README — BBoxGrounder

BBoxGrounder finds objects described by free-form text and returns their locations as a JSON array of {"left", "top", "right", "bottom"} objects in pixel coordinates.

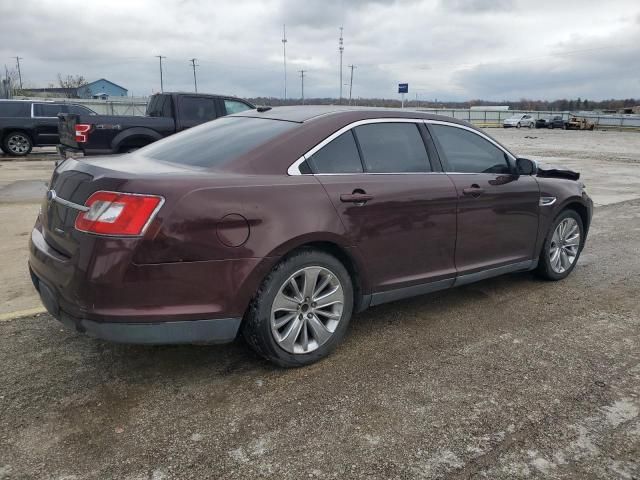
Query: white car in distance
[{"left": 503, "top": 114, "right": 535, "bottom": 128}]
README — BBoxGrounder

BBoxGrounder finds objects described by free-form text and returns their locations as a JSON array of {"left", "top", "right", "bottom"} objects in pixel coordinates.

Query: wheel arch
[
  {"left": 243, "top": 235, "right": 370, "bottom": 319},
  {"left": 2, "top": 128, "right": 34, "bottom": 143},
  {"left": 111, "top": 127, "right": 162, "bottom": 152},
  {"left": 559, "top": 199, "right": 591, "bottom": 236}
]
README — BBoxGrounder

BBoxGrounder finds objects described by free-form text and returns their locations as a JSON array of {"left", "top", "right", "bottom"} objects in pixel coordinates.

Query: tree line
[{"left": 247, "top": 96, "right": 638, "bottom": 112}]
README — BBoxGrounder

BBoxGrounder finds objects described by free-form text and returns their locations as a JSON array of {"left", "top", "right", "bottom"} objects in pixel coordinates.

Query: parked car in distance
[
  {"left": 536, "top": 115, "right": 566, "bottom": 129},
  {"left": 565, "top": 116, "right": 596, "bottom": 130},
  {"left": 57, "top": 92, "right": 255, "bottom": 158},
  {"left": 30, "top": 107, "right": 592, "bottom": 367},
  {"left": 503, "top": 113, "right": 535, "bottom": 128},
  {"left": 0, "top": 100, "right": 96, "bottom": 156}
]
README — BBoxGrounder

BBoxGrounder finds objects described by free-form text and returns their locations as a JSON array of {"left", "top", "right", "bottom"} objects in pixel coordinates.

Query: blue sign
[{"left": 398, "top": 83, "right": 408, "bottom": 94}]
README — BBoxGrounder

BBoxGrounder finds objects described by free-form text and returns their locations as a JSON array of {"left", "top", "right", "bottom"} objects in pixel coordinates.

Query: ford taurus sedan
[{"left": 29, "top": 107, "right": 592, "bottom": 367}]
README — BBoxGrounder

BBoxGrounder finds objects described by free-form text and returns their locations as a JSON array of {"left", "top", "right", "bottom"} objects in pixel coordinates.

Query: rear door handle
[
  {"left": 340, "top": 193, "right": 373, "bottom": 204},
  {"left": 462, "top": 185, "right": 485, "bottom": 197}
]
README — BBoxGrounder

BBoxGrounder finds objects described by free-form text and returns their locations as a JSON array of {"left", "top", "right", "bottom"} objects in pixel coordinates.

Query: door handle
[
  {"left": 462, "top": 184, "right": 485, "bottom": 197},
  {"left": 340, "top": 192, "right": 373, "bottom": 204}
]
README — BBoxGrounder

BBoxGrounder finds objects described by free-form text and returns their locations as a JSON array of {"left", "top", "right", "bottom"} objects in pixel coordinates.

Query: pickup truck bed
[{"left": 58, "top": 92, "right": 254, "bottom": 157}]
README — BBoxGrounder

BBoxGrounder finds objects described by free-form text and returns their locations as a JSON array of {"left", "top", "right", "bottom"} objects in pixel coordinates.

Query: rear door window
[
  {"left": 33, "top": 104, "right": 66, "bottom": 117},
  {"left": 68, "top": 105, "right": 95, "bottom": 115},
  {"left": 430, "top": 124, "right": 511, "bottom": 174},
  {"left": 353, "top": 122, "right": 431, "bottom": 173},
  {"left": 0, "top": 102, "right": 30, "bottom": 117},
  {"left": 141, "top": 116, "right": 297, "bottom": 168},
  {"left": 179, "top": 96, "right": 218, "bottom": 124},
  {"left": 308, "top": 131, "right": 363, "bottom": 174}
]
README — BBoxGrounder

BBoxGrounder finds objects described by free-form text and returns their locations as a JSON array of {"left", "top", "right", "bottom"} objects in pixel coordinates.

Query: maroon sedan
[{"left": 29, "top": 107, "right": 592, "bottom": 366}]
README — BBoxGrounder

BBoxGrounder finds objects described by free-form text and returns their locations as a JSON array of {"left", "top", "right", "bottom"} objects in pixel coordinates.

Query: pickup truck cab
[
  {"left": 58, "top": 92, "right": 255, "bottom": 157},
  {"left": 0, "top": 100, "right": 96, "bottom": 156}
]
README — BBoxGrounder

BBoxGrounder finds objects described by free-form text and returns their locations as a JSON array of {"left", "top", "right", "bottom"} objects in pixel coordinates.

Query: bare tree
[{"left": 57, "top": 74, "right": 88, "bottom": 98}]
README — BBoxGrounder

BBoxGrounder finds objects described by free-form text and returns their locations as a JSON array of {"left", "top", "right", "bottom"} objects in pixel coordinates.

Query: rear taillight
[
  {"left": 75, "top": 191, "right": 164, "bottom": 236},
  {"left": 75, "top": 124, "right": 91, "bottom": 143}
]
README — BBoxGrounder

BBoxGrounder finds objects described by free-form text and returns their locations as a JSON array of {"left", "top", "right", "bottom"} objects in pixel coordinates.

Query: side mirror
[{"left": 516, "top": 157, "right": 537, "bottom": 175}]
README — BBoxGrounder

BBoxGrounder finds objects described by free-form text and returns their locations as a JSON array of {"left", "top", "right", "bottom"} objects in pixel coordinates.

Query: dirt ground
[{"left": 0, "top": 129, "right": 639, "bottom": 479}]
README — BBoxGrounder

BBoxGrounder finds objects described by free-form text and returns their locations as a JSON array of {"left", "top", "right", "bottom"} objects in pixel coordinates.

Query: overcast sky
[{"left": 1, "top": 0, "right": 638, "bottom": 101}]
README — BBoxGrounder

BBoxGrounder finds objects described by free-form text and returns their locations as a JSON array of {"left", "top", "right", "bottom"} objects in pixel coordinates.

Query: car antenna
[{"left": 256, "top": 106, "right": 272, "bottom": 112}]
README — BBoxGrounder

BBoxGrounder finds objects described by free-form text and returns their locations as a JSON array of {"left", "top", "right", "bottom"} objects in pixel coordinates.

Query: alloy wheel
[
  {"left": 7, "top": 134, "right": 30, "bottom": 155},
  {"left": 270, "top": 266, "right": 344, "bottom": 354},
  {"left": 549, "top": 218, "right": 580, "bottom": 274}
]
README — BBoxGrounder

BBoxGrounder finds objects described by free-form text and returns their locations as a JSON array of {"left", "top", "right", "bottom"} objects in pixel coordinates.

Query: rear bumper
[{"left": 31, "top": 265, "right": 242, "bottom": 345}]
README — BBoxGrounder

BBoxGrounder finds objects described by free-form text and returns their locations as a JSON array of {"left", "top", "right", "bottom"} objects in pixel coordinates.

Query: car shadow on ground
[{"left": 52, "top": 270, "right": 539, "bottom": 383}]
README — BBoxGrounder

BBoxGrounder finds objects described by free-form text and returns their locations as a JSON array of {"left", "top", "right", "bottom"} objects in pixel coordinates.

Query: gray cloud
[{"left": 0, "top": 0, "right": 638, "bottom": 101}]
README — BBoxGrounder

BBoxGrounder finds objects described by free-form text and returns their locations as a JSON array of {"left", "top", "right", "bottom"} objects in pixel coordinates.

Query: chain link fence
[
  {"left": 415, "top": 108, "right": 640, "bottom": 130},
  {"left": 9, "top": 96, "right": 640, "bottom": 129}
]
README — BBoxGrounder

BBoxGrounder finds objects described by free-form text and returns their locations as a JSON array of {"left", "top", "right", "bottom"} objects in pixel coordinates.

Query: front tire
[
  {"left": 3, "top": 131, "right": 33, "bottom": 156},
  {"left": 536, "top": 210, "right": 584, "bottom": 281},
  {"left": 516, "top": 122, "right": 521, "bottom": 129},
  {"left": 242, "top": 249, "right": 354, "bottom": 367}
]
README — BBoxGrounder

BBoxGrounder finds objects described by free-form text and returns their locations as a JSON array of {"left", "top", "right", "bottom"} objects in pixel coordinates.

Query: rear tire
[
  {"left": 536, "top": 210, "right": 584, "bottom": 281},
  {"left": 3, "top": 131, "right": 32, "bottom": 156},
  {"left": 242, "top": 249, "right": 354, "bottom": 367}
]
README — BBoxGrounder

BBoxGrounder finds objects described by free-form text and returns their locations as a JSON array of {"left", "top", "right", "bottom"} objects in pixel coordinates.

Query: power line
[
  {"left": 189, "top": 58, "right": 199, "bottom": 93},
  {"left": 155, "top": 55, "right": 166, "bottom": 92},
  {"left": 13, "top": 56, "right": 23, "bottom": 89},
  {"left": 299, "top": 69, "right": 306, "bottom": 104},
  {"left": 282, "top": 24, "right": 287, "bottom": 100},
  {"left": 348, "top": 64, "right": 356, "bottom": 105},
  {"left": 338, "top": 26, "right": 344, "bottom": 104}
]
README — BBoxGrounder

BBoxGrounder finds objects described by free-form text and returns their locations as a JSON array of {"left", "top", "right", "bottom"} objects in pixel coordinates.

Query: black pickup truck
[{"left": 58, "top": 92, "right": 255, "bottom": 157}]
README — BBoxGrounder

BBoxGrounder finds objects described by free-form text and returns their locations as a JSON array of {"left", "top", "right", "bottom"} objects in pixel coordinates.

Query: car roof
[{"left": 233, "top": 105, "right": 474, "bottom": 126}]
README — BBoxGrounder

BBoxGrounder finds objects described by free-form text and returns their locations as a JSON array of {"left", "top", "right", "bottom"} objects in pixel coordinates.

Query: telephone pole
[
  {"left": 189, "top": 58, "right": 198, "bottom": 93},
  {"left": 338, "top": 27, "right": 344, "bottom": 104},
  {"left": 282, "top": 24, "right": 288, "bottom": 100},
  {"left": 348, "top": 64, "right": 356, "bottom": 105},
  {"left": 155, "top": 55, "right": 166, "bottom": 92},
  {"left": 13, "top": 56, "right": 23, "bottom": 89},
  {"left": 299, "top": 70, "right": 306, "bottom": 104}
]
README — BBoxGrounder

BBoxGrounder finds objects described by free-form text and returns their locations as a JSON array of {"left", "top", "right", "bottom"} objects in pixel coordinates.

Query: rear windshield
[{"left": 141, "top": 117, "right": 297, "bottom": 168}]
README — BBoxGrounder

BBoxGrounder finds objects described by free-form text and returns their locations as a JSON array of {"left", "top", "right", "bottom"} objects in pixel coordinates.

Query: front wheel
[
  {"left": 516, "top": 122, "right": 522, "bottom": 128},
  {"left": 536, "top": 210, "right": 584, "bottom": 281},
  {"left": 242, "top": 249, "right": 354, "bottom": 367},
  {"left": 3, "top": 131, "right": 33, "bottom": 156}
]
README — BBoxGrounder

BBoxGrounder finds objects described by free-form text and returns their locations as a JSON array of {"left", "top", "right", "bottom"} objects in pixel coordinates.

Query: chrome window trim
[
  {"left": 287, "top": 118, "right": 425, "bottom": 176},
  {"left": 287, "top": 117, "right": 516, "bottom": 176},
  {"left": 32, "top": 103, "right": 63, "bottom": 119}
]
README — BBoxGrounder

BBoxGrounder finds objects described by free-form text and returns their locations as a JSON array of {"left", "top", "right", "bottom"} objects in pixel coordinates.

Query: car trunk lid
[{"left": 40, "top": 155, "right": 191, "bottom": 258}]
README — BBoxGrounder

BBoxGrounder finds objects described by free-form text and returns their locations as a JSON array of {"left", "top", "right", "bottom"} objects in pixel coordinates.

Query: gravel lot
[{"left": 0, "top": 128, "right": 639, "bottom": 479}]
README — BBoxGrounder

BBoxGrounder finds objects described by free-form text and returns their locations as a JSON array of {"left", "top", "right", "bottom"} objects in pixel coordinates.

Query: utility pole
[
  {"left": 155, "top": 55, "right": 166, "bottom": 92},
  {"left": 299, "top": 70, "right": 306, "bottom": 104},
  {"left": 348, "top": 64, "right": 356, "bottom": 106},
  {"left": 189, "top": 58, "right": 198, "bottom": 93},
  {"left": 338, "top": 26, "right": 344, "bottom": 104},
  {"left": 14, "top": 56, "right": 23, "bottom": 89},
  {"left": 282, "top": 24, "right": 287, "bottom": 101}
]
